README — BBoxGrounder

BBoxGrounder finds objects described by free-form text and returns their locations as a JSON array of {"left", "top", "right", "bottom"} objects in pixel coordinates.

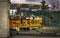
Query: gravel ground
[{"left": 9, "top": 36, "right": 60, "bottom": 38}]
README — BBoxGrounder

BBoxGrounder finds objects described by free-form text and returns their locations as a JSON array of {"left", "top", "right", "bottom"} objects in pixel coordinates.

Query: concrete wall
[{"left": 0, "top": 0, "right": 9, "bottom": 37}]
